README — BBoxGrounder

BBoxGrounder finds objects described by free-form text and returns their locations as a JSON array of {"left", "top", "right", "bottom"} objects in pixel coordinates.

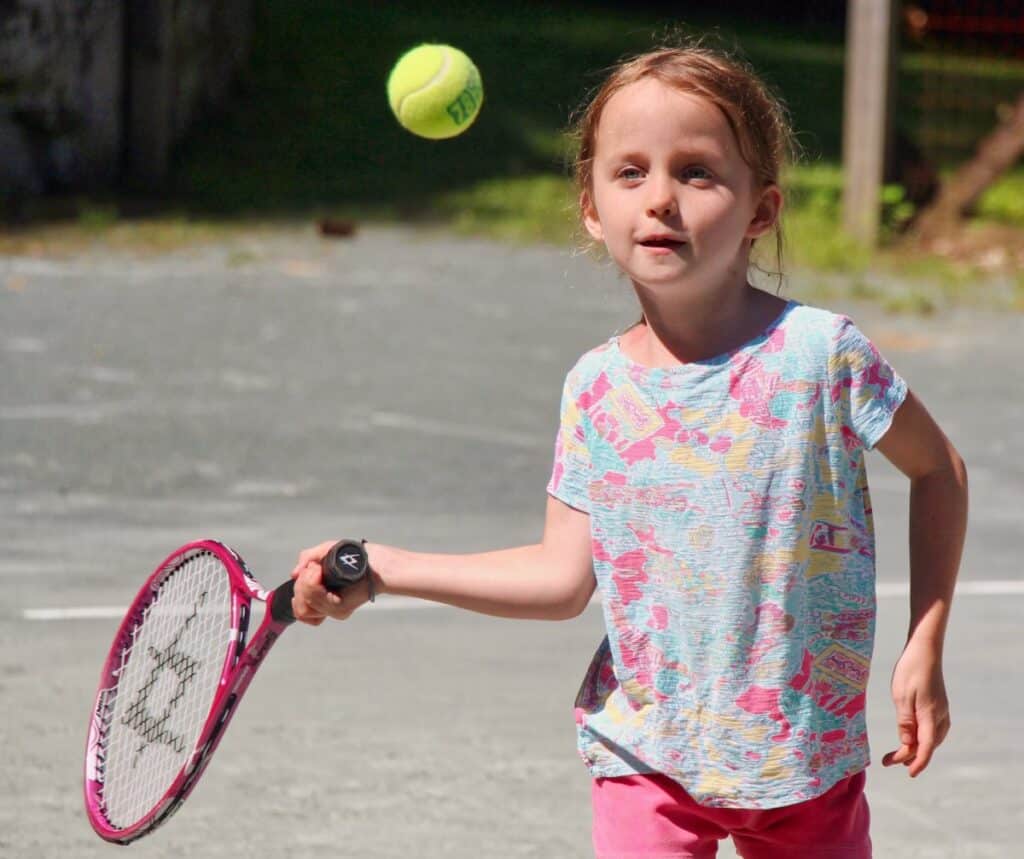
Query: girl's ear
[
  {"left": 581, "top": 189, "right": 604, "bottom": 242},
  {"left": 746, "top": 184, "right": 783, "bottom": 239}
]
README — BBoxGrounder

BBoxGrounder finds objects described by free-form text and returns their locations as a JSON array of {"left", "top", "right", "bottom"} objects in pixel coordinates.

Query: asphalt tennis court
[{"left": 1, "top": 226, "right": 1021, "bottom": 857}]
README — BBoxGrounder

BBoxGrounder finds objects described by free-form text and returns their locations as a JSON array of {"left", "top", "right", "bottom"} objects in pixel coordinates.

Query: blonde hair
[{"left": 571, "top": 42, "right": 799, "bottom": 290}]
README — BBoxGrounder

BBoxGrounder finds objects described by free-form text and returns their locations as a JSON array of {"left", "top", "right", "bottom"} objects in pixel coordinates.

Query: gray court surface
[{"left": 1, "top": 226, "right": 1021, "bottom": 858}]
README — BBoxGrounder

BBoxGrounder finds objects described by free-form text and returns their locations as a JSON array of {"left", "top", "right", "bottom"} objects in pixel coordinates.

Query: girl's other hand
[{"left": 883, "top": 640, "right": 951, "bottom": 777}]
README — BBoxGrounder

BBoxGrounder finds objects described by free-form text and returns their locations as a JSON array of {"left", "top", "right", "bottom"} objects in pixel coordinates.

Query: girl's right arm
[{"left": 290, "top": 495, "right": 596, "bottom": 624}]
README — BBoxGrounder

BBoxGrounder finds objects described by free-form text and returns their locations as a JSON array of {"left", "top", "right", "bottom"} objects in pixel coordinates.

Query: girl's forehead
[{"left": 595, "top": 78, "right": 737, "bottom": 158}]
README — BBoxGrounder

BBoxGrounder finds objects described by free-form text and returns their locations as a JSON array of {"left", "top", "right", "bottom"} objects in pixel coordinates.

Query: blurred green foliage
[{"left": 171, "top": 0, "right": 849, "bottom": 214}]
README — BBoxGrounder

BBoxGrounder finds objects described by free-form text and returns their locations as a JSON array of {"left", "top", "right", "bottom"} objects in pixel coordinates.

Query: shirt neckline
[{"left": 609, "top": 299, "right": 799, "bottom": 379}]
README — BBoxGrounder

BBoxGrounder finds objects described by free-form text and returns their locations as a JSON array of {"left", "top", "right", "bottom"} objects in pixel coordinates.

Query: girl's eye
[
  {"left": 683, "top": 166, "right": 712, "bottom": 181},
  {"left": 617, "top": 167, "right": 644, "bottom": 181}
]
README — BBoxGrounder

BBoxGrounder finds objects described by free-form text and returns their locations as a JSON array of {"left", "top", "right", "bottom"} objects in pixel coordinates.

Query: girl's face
[{"left": 582, "top": 78, "right": 780, "bottom": 300}]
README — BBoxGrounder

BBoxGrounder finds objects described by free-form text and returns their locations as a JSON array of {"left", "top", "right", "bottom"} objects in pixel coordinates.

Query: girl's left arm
[{"left": 874, "top": 389, "right": 969, "bottom": 778}]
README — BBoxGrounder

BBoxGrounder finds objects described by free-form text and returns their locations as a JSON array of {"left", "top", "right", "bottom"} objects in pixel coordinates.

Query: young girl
[{"left": 291, "top": 44, "right": 968, "bottom": 858}]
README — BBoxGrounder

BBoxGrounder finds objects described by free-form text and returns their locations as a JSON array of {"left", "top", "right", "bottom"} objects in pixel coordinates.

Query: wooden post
[{"left": 842, "top": 0, "right": 900, "bottom": 246}]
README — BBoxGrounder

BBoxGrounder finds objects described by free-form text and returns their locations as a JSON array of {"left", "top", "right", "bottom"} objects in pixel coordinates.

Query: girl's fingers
[
  {"left": 884, "top": 689, "right": 918, "bottom": 768},
  {"left": 882, "top": 743, "right": 915, "bottom": 767},
  {"left": 293, "top": 563, "right": 330, "bottom": 616},
  {"left": 907, "top": 707, "right": 947, "bottom": 777},
  {"left": 294, "top": 564, "right": 357, "bottom": 620},
  {"left": 908, "top": 736, "right": 934, "bottom": 777},
  {"left": 884, "top": 689, "right": 951, "bottom": 776},
  {"left": 291, "top": 541, "right": 336, "bottom": 578}
]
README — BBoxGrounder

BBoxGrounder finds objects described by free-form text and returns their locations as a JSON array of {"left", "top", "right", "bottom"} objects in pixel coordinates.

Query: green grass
[
  {"left": 437, "top": 175, "right": 579, "bottom": 245},
  {"left": 976, "top": 169, "right": 1024, "bottom": 225}
]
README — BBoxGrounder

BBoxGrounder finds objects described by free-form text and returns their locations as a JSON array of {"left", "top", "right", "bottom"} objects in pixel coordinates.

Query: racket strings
[
  {"left": 99, "top": 551, "right": 232, "bottom": 829},
  {"left": 119, "top": 594, "right": 207, "bottom": 756}
]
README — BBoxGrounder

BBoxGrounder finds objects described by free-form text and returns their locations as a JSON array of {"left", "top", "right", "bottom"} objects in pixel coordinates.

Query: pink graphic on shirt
[
  {"left": 648, "top": 604, "right": 669, "bottom": 630},
  {"left": 801, "top": 383, "right": 823, "bottom": 412},
  {"left": 807, "top": 728, "right": 868, "bottom": 774},
  {"left": 790, "top": 649, "right": 868, "bottom": 719},
  {"left": 830, "top": 352, "right": 891, "bottom": 439},
  {"left": 819, "top": 609, "right": 873, "bottom": 642},
  {"left": 618, "top": 406, "right": 681, "bottom": 465},
  {"left": 610, "top": 549, "right": 648, "bottom": 605},
  {"left": 735, "top": 685, "right": 792, "bottom": 742},
  {"left": 729, "top": 357, "right": 789, "bottom": 431},
  {"left": 577, "top": 373, "right": 656, "bottom": 464},
  {"left": 710, "top": 436, "right": 733, "bottom": 453},
  {"left": 628, "top": 522, "right": 676, "bottom": 558},
  {"left": 578, "top": 373, "right": 744, "bottom": 466},
  {"left": 619, "top": 437, "right": 661, "bottom": 466},
  {"left": 809, "top": 520, "right": 871, "bottom": 559},
  {"left": 578, "top": 372, "right": 613, "bottom": 411},
  {"left": 859, "top": 352, "right": 893, "bottom": 396},
  {"left": 830, "top": 376, "right": 851, "bottom": 407},
  {"left": 549, "top": 464, "right": 563, "bottom": 493},
  {"left": 763, "top": 325, "right": 787, "bottom": 353},
  {"left": 745, "top": 603, "right": 795, "bottom": 666},
  {"left": 840, "top": 424, "right": 861, "bottom": 454},
  {"left": 592, "top": 531, "right": 653, "bottom": 607},
  {"left": 605, "top": 470, "right": 627, "bottom": 486},
  {"left": 606, "top": 601, "right": 683, "bottom": 706},
  {"left": 549, "top": 436, "right": 565, "bottom": 492}
]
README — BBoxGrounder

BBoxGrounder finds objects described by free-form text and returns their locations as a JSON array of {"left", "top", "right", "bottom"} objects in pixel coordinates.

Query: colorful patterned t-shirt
[{"left": 547, "top": 301, "right": 907, "bottom": 809}]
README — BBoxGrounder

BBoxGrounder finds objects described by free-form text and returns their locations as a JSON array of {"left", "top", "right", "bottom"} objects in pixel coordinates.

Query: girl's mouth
[{"left": 639, "top": 238, "right": 685, "bottom": 252}]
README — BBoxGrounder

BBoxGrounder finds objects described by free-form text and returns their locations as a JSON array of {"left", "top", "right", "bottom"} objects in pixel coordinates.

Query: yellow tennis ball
[{"left": 387, "top": 43, "right": 483, "bottom": 140}]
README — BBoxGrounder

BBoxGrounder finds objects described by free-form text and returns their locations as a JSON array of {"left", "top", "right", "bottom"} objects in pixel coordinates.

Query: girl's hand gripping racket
[{"left": 83, "top": 538, "right": 368, "bottom": 844}]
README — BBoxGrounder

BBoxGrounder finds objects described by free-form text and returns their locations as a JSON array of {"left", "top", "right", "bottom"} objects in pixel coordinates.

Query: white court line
[
  {"left": 22, "top": 596, "right": 429, "bottom": 621},
  {"left": 24, "top": 606, "right": 130, "bottom": 621},
  {"left": 370, "top": 410, "right": 540, "bottom": 449},
  {"left": 20, "top": 580, "right": 1024, "bottom": 621},
  {"left": 877, "top": 580, "right": 1024, "bottom": 598}
]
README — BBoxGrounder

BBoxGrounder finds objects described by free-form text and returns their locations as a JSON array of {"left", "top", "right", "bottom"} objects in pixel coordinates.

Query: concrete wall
[{"left": 0, "top": 0, "right": 251, "bottom": 197}]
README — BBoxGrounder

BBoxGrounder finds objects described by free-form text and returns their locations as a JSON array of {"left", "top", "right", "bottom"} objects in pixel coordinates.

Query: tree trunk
[{"left": 910, "top": 92, "right": 1024, "bottom": 244}]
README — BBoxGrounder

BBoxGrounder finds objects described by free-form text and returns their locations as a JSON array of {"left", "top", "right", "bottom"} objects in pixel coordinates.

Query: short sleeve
[
  {"left": 828, "top": 317, "right": 908, "bottom": 450},
  {"left": 546, "top": 376, "right": 592, "bottom": 513}
]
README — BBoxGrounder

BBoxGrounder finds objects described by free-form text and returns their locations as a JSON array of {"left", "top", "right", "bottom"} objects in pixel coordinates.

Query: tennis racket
[{"left": 83, "top": 538, "right": 368, "bottom": 844}]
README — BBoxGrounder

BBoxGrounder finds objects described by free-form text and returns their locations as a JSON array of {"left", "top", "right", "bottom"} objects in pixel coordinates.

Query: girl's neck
[{"left": 624, "top": 283, "right": 788, "bottom": 367}]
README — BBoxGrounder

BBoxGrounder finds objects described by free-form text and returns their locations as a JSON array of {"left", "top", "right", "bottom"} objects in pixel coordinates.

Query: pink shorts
[{"left": 591, "top": 770, "right": 871, "bottom": 859}]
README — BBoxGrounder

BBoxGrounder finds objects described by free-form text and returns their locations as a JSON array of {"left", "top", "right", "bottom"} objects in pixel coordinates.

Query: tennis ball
[{"left": 387, "top": 43, "right": 483, "bottom": 140}]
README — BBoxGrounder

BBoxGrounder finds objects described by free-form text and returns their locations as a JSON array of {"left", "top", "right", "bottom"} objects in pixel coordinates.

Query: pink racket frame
[{"left": 84, "top": 539, "right": 289, "bottom": 844}]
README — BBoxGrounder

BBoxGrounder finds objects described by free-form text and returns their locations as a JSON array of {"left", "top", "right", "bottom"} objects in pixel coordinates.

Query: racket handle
[
  {"left": 321, "top": 539, "right": 370, "bottom": 590},
  {"left": 269, "top": 539, "right": 371, "bottom": 625}
]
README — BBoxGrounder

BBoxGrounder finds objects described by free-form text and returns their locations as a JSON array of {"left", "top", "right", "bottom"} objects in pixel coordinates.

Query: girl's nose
[{"left": 645, "top": 178, "right": 677, "bottom": 218}]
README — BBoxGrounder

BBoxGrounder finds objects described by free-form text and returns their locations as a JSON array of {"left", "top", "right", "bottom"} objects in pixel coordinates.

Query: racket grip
[
  {"left": 270, "top": 578, "right": 298, "bottom": 624},
  {"left": 269, "top": 540, "right": 370, "bottom": 625}
]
